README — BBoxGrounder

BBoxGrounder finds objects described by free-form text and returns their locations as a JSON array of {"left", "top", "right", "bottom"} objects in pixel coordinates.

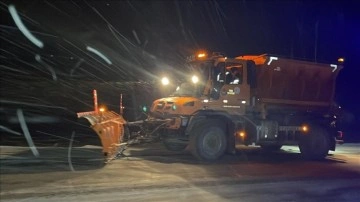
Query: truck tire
[
  {"left": 189, "top": 120, "right": 227, "bottom": 161},
  {"left": 299, "top": 125, "right": 329, "bottom": 160},
  {"left": 260, "top": 145, "right": 282, "bottom": 151},
  {"left": 163, "top": 138, "right": 187, "bottom": 152}
]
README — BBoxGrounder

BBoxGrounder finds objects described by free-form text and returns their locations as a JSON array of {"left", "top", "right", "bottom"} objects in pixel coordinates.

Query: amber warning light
[
  {"left": 301, "top": 125, "right": 308, "bottom": 132},
  {"left": 198, "top": 53, "right": 206, "bottom": 58},
  {"left": 196, "top": 52, "right": 208, "bottom": 59}
]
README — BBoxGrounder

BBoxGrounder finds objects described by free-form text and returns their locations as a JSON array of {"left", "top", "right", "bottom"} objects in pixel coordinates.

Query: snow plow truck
[{"left": 78, "top": 51, "right": 344, "bottom": 162}]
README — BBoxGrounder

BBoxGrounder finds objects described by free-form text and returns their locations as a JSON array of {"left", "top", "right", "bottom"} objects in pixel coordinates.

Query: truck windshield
[{"left": 170, "top": 82, "right": 201, "bottom": 97}]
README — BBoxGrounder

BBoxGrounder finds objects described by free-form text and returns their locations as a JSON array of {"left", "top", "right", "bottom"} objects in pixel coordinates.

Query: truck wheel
[
  {"left": 163, "top": 138, "right": 187, "bottom": 152},
  {"left": 299, "top": 125, "right": 329, "bottom": 160},
  {"left": 260, "top": 145, "right": 282, "bottom": 151},
  {"left": 189, "top": 120, "right": 226, "bottom": 161}
]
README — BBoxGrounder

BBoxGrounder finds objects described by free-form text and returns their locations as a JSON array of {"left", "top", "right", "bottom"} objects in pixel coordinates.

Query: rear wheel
[
  {"left": 299, "top": 125, "right": 329, "bottom": 160},
  {"left": 189, "top": 120, "right": 227, "bottom": 161}
]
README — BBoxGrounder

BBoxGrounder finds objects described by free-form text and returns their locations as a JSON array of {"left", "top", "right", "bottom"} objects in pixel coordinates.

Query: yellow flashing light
[{"left": 338, "top": 57, "right": 345, "bottom": 63}]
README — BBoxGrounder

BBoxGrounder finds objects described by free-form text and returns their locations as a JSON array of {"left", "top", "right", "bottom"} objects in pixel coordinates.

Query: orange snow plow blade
[{"left": 77, "top": 110, "right": 127, "bottom": 161}]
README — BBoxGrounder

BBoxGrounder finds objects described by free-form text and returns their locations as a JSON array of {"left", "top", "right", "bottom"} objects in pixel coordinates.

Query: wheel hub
[{"left": 203, "top": 131, "right": 222, "bottom": 155}]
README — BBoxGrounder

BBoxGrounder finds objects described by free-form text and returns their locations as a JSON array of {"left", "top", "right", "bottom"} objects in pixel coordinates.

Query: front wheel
[{"left": 189, "top": 120, "right": 227, "bottom": 161}]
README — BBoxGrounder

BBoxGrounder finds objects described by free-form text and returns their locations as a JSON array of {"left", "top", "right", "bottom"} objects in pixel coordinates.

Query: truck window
[
  {"left": 225, "top": 66, "right": 243, "bottom": 84},
  {"left": 210, "top": 63, "right": 225, "bottom": 100}
]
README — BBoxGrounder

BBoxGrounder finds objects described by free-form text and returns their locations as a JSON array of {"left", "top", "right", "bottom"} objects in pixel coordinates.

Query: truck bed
[{"left": 238, "top": 55, "right": 342, "bottom": 110}]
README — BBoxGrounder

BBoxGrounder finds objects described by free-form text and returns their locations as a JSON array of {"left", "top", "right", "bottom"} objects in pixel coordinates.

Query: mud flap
[
  {"left": 77, "top": 111, "right": 127, "bottom": 162},
  {"left": 226, "top": 123, "right": 236, "bottom": 154}
]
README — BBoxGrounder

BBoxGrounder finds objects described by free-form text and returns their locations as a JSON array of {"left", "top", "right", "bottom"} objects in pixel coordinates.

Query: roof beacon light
[
  {"left": 338, "top": 57, "right": 345, "bottom": 63},
  {"left": 197, "top": 53, "right": 206, "bottom": 58}
]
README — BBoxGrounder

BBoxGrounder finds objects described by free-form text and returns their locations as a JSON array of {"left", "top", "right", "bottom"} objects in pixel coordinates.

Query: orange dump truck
[{"left": 78, "top": 52, "right": 344, "bottom": 161}]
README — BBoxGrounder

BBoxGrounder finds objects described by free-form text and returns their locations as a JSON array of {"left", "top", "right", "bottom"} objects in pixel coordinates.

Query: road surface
[{"left": 1, "top": 143, "right": 359, "bottom": 201}]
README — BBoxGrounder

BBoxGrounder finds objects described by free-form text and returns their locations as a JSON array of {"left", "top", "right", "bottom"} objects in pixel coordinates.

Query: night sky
[{"left": 1, "top": 1, "right": 359, "bottom": 137}]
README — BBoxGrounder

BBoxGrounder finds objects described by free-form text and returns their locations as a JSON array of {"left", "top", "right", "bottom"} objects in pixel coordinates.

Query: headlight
[
  {"left": 191, "top": 75, "right": 199, "bottom": 84},
  {"left": 161, "top": 77, "right": 169, "bottom": 85}
]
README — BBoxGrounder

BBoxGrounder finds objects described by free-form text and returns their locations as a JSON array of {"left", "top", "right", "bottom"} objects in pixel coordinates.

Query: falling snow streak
[
  {"left": 60, "top": 40, "right": 110, "bottom": 75},
  {"left": 85, "top": 2, "right": 143, "bottom": 67},
  {"left": 44, "top": 0, "right": 73, "bottom": 18},
  {"left": 35, "top": 54, "right": 57, "bottom": 81},
  {"left": 174, "top": 0, "right": 188, "bottom": 41},
  {"left": 107, "top": 24, "right": 132, "bottom": 55},
  {"left": 0, "top": 35, "right": 37, "bottom": 56},
  {"left": 0, "top": 24, "right": 58, "bottom": 38},
  {"left": 86, "top": 46, "right": 112, "bottom": 65},
  {"left": 17, "top": 109, "right": 40, "bottom": 157},
  {"left": 86, "top": 3, "right": 137, "bottom": 48},
  {"left": 70, "top": 58, "right": 84, "bottom": 76},
  {"left": 58, "top": 38, "right": 136, "bottom": 82},
  {"left": 0, "top": 100, "right": 67, "bottom": 109},
  {"left": 68, "top": 131, "right": 75, "bottom": 172},
  {"left": 79, "top": 1, "right": 166, "bottom": 81},
  {"left": 8, "top": 5, "right": 44, "bottom": 48},
  {"left": 0, "top": 125, "right": 22, "bottom": 136},
  {"left": 213, "top": 0, "right": 228, "bottom": 37},
  {"left": 132, "top": 30, "right": 141, "bottom": 45},
  {"left": 57, "top": 46, "right": 109, "bottom": 81},
  {"left": 0, "top": 64, "right": 30, "bottom": 75},
  {"left": 57, "top": 44, "right": 104, "bottom": 75},
  {"left": 36, "top": 131, "right": 80, "bottom": 142},
  {"left": 0, "top": 1, "right": 41, "bottom": 26}
]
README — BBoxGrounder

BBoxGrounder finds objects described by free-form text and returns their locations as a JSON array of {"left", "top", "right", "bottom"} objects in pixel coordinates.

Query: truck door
[{"left": 219, "top": 60, "right": 250, "bottom": 114}]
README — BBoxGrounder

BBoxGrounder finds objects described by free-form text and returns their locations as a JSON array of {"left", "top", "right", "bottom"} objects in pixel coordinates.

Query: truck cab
[{"left": 150, "top": 52, "right": 254, "bottom": 118}]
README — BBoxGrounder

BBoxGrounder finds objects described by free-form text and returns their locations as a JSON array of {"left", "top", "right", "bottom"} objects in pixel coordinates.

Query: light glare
[
  {"left": 302, "top": 125, "right": 308, "bottom": 132},
  {"left": 192, "top": 75, "right": 199, "bottom": 83},
  {"left": 198, "top": 53, "right": 206, "bottom": 58},
  {"left": 161, "top": 77, "right": 169, "bottom": 85}
]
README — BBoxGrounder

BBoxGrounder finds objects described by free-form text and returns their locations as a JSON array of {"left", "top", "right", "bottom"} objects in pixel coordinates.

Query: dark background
[{"left": 1, "top": 0, "right": 359, "bottom": 142}]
